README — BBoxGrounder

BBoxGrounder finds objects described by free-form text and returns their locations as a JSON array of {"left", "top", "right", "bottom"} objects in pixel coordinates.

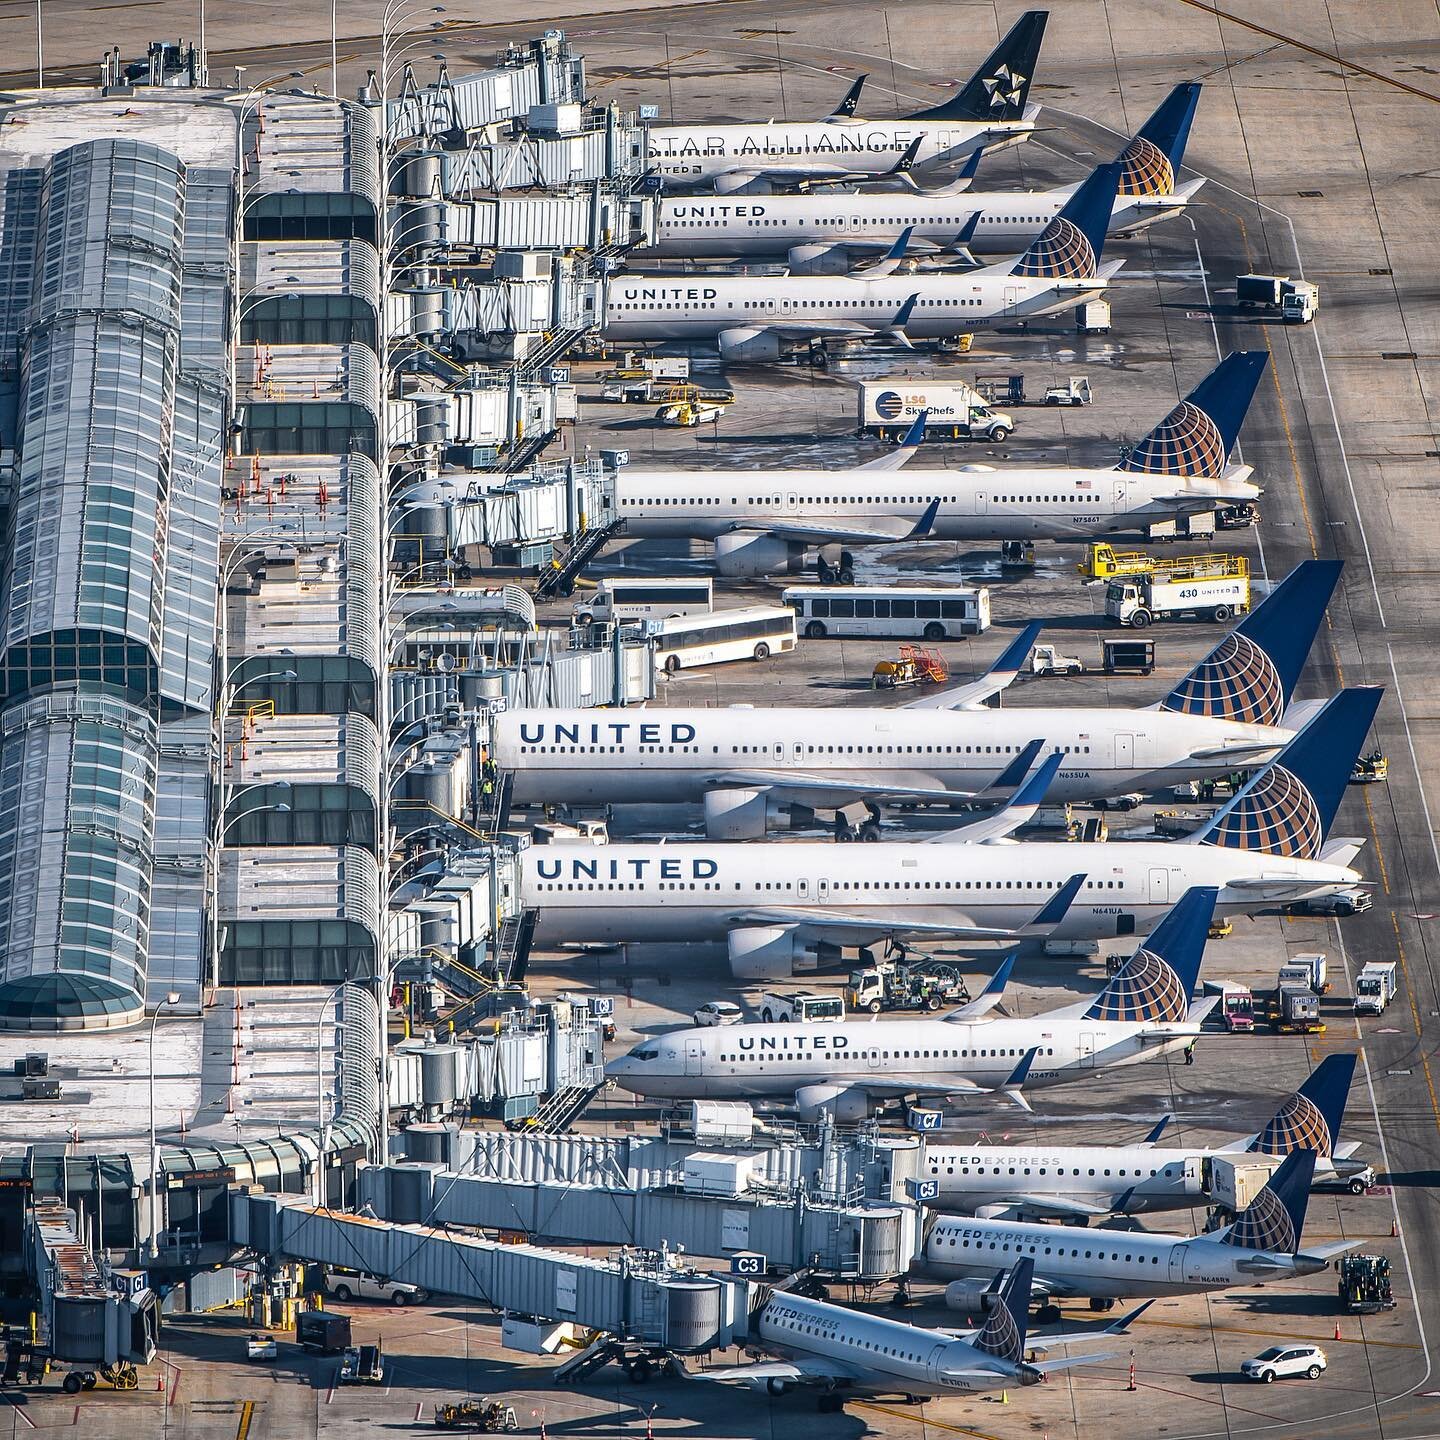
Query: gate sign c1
[
  {"left": 906, "top": 1178, "right": 940, "bottom": 1202},
  {"left": 729, "top": 1252, "right": 765, "bottom": 1277}
]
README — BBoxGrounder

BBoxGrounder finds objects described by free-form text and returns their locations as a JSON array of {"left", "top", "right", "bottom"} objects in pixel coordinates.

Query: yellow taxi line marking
[
  {"left": 236, "top": 1400, "right": 255, "bottom": 1440},
  {"left": 853, "top": 1402, "right": 1006, "bottom": 1438}
]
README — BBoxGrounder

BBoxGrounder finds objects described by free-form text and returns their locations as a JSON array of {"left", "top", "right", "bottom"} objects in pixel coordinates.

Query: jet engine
[
  {"left": 717, "top": 326, "right": 785, "bottom": 362},
  {"left": 704, "top": 787, "right": 791, "bottom": 840},
  {"left": 786, "top": 242, "right": 856, "bottom": 276},
  {"left": 713, "top": 174, "right": 775, "bottom": 196},
  {"left": 714, "top": 531, "right": 805, "bottom": 577},
  {"left": 795, "top": 1083, "right": 873, "bottom": 1123},
  {"left": 944, "top": 1279, "right": 1002, "bottom": 1314},
  {"left": 727, "top": 925, "right": 810, "bottom": 979}
]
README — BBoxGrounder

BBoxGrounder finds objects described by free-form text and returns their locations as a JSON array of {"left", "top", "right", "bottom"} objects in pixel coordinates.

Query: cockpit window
[{"left": 633, "top": 1047, "right": 660, "bottom": 1061}]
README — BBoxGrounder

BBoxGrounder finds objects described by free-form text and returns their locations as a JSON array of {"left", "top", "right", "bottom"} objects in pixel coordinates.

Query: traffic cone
[
  {"left": 1392, "top": 1218, "right": 1399, "bottom": 1237},
  {"left": 1334, "top": 1319, "right": 1342, "bottom": 1341},
  {"left": 1000, "top": 1390, "right": 1008, "bottom": 1405}
]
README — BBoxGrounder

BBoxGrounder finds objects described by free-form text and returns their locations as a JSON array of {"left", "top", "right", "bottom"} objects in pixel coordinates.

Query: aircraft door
[
  {"left": 925, "top": 1341, "right": 947, "bottom": 1385},
  {"left": 973, "top": 490, "right": 988, "bottom": 515},
  {"left": 684, "top": 1039, "right": 705, "bottom": 1076},
  {"left": 1115, "top": 733, "right": 1135, "bottom": 769},
  {"left": 1003, "top": 285, "right": 1023, "bottom": 316},
  {"left": 1079, "top": 1033, "right": 1098, "bottom": 1068},
  {"left": 1148, "top": 868, "right": 1170, "bottom": 904},
  {"left": 1168, "top": 1241, "right": 1189, "bottom": 1286}
]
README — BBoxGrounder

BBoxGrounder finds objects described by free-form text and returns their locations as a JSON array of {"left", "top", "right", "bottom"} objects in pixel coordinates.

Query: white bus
[
  {"left": 652, "top": 605, "right": 798, "bottom": 673},
  {"left": 781, "top": 585, "right": 990, "bottom": 640},
  {"left": 575, "top": 576, "right": 713, "bottom": 624}
]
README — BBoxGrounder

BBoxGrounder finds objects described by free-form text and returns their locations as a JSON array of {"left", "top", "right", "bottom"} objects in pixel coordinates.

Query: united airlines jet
[
  {"left": 606, "top": 887, "right": 1218, "bottom": 1119},
  {"left": 645, "top": 12, "right": 1048, "bottom": 194},
  {"left": 521, "top": 687, "right": 1379, "bottom": 977},
  {"left": 925, "top": 1150, "right": 1358, "bottom": 1318},
  {"left": 605, "top": 351, "right": 1268, "bottom": 573},
  {"left": 603, "top": 161, "right": 1123, "bottom": 359},
  {"left": 648, "top": 84, "right": 1204, "bottom": 270},
  {"left": 678, "top": 1260, "right": 1135, "bottom": 1410},
  {"left": 497, "top": 560, "right": 1340, "bottom": 835},
  {"left": 923, "top": 1053, "right": 1366, "bottom": 1219}
]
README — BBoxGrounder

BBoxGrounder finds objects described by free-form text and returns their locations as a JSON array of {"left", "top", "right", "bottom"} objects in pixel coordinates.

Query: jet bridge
[
  {"left": 358, "top": 1160, "right": 916, "bottom": 1282},
  {"left": 229, "top": 1190, "right": 746, "bottom": 1353}
]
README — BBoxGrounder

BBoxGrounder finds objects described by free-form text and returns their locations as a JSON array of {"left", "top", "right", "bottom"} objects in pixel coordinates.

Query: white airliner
[
  {"left": 924, "top": 1150, "right": 1357, "bottom": 1318},
  {"left": 924, "top": 1053, "right": 1367, "bottom": 1220},
  {"left": 606, "top": 886, "right": 1217, "bottom": 1120},
  {"left": 647, "top": 84, "right": 1204, "bottom": 270},
  {"left": 604, "top": 161, "right": 1124, "bottom": 360},
  {"left": 605, "top": 351, "right": 1268, "bottom": 572},
  {"left": 645, "top": 13, "right": 1047, "bottom": 194},
  {"left": 497, "top": 560, "right": 1340, "bottom": 836},
  {"left": 522, "top": 688, "right": 1380, "bottom": 977},
  {"left": 680, "top": 1260, "right": 1136, "bottom": 1410}
]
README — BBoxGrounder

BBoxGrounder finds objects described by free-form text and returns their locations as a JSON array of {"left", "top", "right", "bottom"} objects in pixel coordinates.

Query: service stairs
[
  {"left": 553, "top": 1334, "right": 624, "bottom": 1386},
  {"left": 493, "top": 908, "right": 538, "bottom": 984},
  {"left": 518, "top": 1081, "right": 606, "bottom": 1134},
  {"left": 533, "top": 518, "right": 626, "bottom": 600}
]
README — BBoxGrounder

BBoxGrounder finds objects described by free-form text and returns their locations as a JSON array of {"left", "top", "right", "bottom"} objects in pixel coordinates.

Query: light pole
[
  {"left": 147, "top": 991, "right": 182, "bottom": 1261},
  {"left": 331, "top": 0, "right": 339, "bottom": 100},
  {"left": 33, "top": 0, "right": 42, "bottom": 89},
  {"left": 314, "top": 980, "right": 351, "bottom": 1205}
]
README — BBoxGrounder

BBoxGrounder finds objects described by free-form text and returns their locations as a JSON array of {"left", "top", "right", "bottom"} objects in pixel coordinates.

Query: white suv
[
  {"left": 327, "top": 1270, "right": 427, "bottom": 1306},
  {"left": 1240, "top": 1345, "right": 1327, "bottom": 1383}
]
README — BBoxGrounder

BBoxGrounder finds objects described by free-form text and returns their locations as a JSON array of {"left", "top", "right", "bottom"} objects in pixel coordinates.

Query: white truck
[
  {"left": 759, "top": 991, "right": 845, "bottom": 1023},
  {"left": 1075, "top": 298, "right": 1111, "bottom": 333},
  {"left": 858, "top": 381, "right": 1014, "bottom": 443},
  {"left": 1354, "top": 962, "right": 1398, "bottom": 1016},
  {"left": 1236, "top": 273, "right": 1320, "bottom": 324},
  {"left": 1104, "top": 554, "right": 1251, "bottom": 628}
]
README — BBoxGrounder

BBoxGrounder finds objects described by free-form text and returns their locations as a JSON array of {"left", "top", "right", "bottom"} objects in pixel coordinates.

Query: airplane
[
  {"left": 603, "top": 350, "right": 1268, "bottom": 571},
  {"left": 644, "top": 12, "right": 1048, "bottom": 195},
  {"left": 602, "top": 161, "right": 1124, "bottom": 360},
  {"left": 922, "top": 1053, "right": 1369, "bottom": 1221},
  {"left": 646, "top": 83, "right": 1205, "bottom": 270},
  {"left": 521, "top": 686, "right": 1381, "bottom": 978},
  {"left": 495, "top": 559, "right": 1341, "bottom": 836},
  {"left": 606, "top": 886, "right": 1220, "bottom": 1119},
  {"left": 678, "top": 1259, "right": 1136, "bottom": 1410},
  {"left": 924, "top": 1149, "right": 1359, "bottom": 1321}
]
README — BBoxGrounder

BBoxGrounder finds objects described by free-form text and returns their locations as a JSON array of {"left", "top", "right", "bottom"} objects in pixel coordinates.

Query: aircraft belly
[{"left": 532, "top": 904, "right": 725, "bottom": 944}]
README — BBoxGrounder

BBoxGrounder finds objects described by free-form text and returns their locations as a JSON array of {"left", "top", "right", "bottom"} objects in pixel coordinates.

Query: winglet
[
  {"left": 904, "top": 495, "right": 941, "bottom": 539},
  {"left": 893, "top": 291, "right": 920, "bottom": 329},
  {"left": 1011, "top": 748, "right": 1063, "bottom": 810},
  {"left": 946, "top": 952, "right": 1016, "bottom": 1022},
  {"left": 986, "top": 737, "right": 1045, "bottom": 793},
  {"left": 1142, "top": 1114, "right": 1172, "bottom": 1146},
  {"left": 867, "top": 226, "right": 916, "bottom": 279},
  {"left": 1000, "top": 1047, "right": 1039, "bottom": 1110},
  {"left": 953, "top": 211, "right": 984, "bottom": 248},
  {"left": 829, "top": 72, "right": 867, "bottom": 120},
  {"left": 1103, "top": 1298, "right": 1156, "bottom": 1334},
  {"left": 900, "top": 408, "right": 929, "bottom": 448},
  {"left": 888, "top": 134, "right": 925, "bottom": 176},
  {"left": 1026, "top": 872, "right": 1086, "bottom": 930},
  {"left": 861, "top": 410, "right": 931, "bottom": 474},
  {"left": 1112, "top": 1186, "right": 1138, "bottom": 1214},
  {"left": 900, "top": 621, "right": 1041, "bottom": 712}
]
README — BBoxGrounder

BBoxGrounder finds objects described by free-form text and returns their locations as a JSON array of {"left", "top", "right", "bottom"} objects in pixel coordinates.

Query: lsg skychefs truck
[
  {"left": 858, "top": 381, "right": 1014, "bottom": 443},
  {"left": 1105, "top": 553, "right": 1251, "bottom": 628}
]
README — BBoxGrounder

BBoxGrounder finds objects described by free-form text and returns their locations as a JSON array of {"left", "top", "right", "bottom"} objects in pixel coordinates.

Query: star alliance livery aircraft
[
  {"left": 648, "top": 83, "right": 1205, "bottom": 269},
  {"left": 678, "top": 1259, "right": 1139, "bottom": 1410},
  {"left": 521, "top": 686, "right": 1380, "bottom": 977},
  {"left": 602, "top": 351, "right": 1268, "bottom": 570},
  {"left": 607, "top": 885, "right": 1219, "bottom": 1119},
  {"left": 603, "top": 161, "right": 1124, "bottom": 358},
  {"left": 923, "top": 1052, "right": 1366, "bottom": 1219},
  {"left": 497, "top": 560, "right": 1341, "bottom": 834},
  {"left": 925, "top": 1149, "right": 1358, "bottom": 1317},
  {"left": 645, "top": 12, "right": 1049, "bottom": 194}
]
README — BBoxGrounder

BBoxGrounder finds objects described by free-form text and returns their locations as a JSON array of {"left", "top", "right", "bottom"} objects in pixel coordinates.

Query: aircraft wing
[
  {"left": 903, "top": 623, "right": 1042, "bottom": 710},
  {"left": 1185, "top": 741, "right": 1285, "bottom": 762},
  {"left": 728, "top": 497, "right": 939, "bottom": 548},
  {"left": 972, "top": 1192, "right": 1117, "bottom": 1223},
  {"left": 676, "top": 1355, "right": 865, "bottom": 1389},
  {"left": 1026, "top": 1300, "right": 1156, "bottom": 1352},
  {"left": 731, "top": 906, "right": 1028, "bottom": 943},
  {"left": 703, "top": 769, "right": 985, "bottom": 804}
]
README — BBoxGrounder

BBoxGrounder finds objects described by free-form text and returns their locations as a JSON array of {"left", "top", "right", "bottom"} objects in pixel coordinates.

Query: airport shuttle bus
[
  {"left": 783, "top": 585, "right": 990, "bottom": 640},
  {"left": 652, "top": 605, "right": 798, "bottom": 672}
]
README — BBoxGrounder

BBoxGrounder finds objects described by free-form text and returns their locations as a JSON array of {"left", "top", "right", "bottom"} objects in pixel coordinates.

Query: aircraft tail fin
[
  {"left": 1222, "top": 1149, "right": 1318, "bottom": 1254},
  {"left": 974, "top": 1257, "right": 1033, "bottom": 1362},
  {"left": 1192, "top": 687, "right": 1383, "bottom": 857},
  {"left": 1247, "top": 1053, "right": 1357, "bottom": 1160},
  {"left": 1010, "top": 162, "right": 1121, "bottom": 279},
  {"left": 1161, "top": 560, "right": 1342, "bottom": 727},
  {"left": 1119, "top": 352, "right": 1268, "bottom": 480},
  {"left": 906, "top": 11, "right": 1047, "bottom": 123},
  {"left": 1116, "top": 82, "right": 1201, "bottom": 196},
  {"left": 1081, "top": 887, "right": 1216, "bottom": 1023}
]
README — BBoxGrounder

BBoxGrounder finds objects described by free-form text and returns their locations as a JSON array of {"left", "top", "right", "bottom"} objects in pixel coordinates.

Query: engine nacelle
[
  {"left": 944, "top": 1280, "right": 1002, "bottom": 1315},
  {"left": 727, "top": 925, "right": 808, "bottom": 980},
  {"left": 714, "top": 530, "right": 805, "bottom": 577},
  {"left": 703, "top": 787, "right": 793, "bottom": 840},
  {"left": 717, "top": 326, "right": 785, "bottom": 363},
  {"left": 713, "top": 173, "right": 775, "bottom": 196},
  {"left": 786, "top": 242, "right": 855, "bottom": 276},
  {"left": 795, "top": 1083, "right": 873, "bottom": 1123}
]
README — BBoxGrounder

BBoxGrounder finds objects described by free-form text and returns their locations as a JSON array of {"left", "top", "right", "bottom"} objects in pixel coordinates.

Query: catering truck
[
  {"left": 1104, "top": 553, "right": 1250, "bottom": 628},
  {"left": 1353, "top": 962, "right": 1398, "bottom": 1016},
  {"left": 857, "top": 381, "right": 1014, "bottom": 443},
  {"left": 1236, "top": 273, "right": 1320, "bottom": 323}
]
